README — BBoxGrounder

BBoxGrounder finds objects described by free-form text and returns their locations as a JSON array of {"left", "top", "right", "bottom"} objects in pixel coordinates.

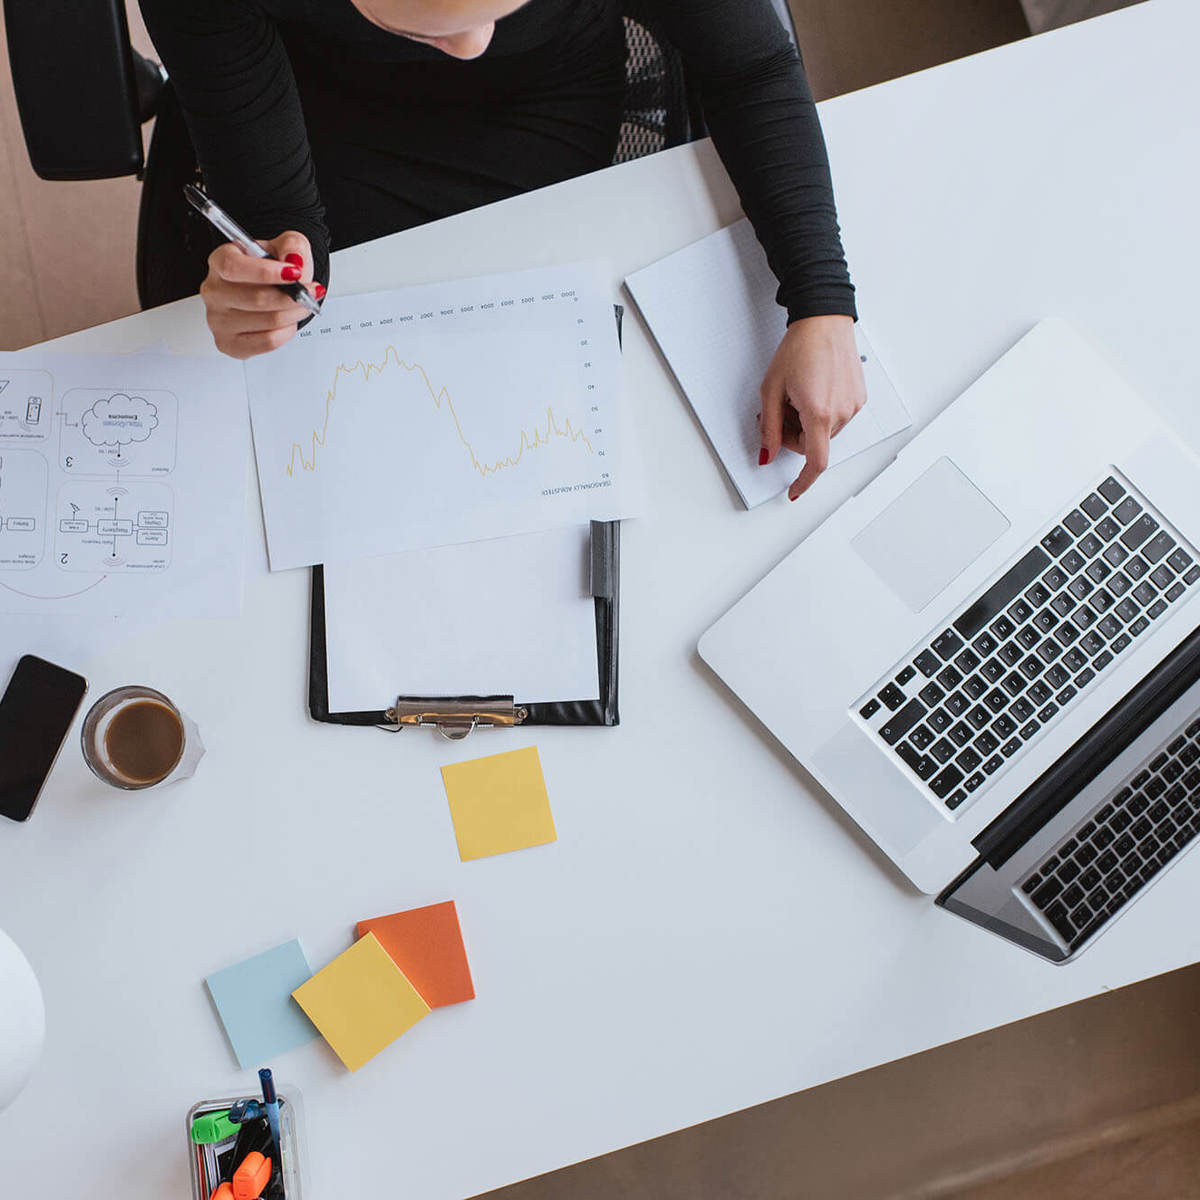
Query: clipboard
[
  {"left": 307, "top": 519, "right": 620, "bottom": 737},
  {"left": 307, "top": 305, "right": 625, "bottom": 739}
]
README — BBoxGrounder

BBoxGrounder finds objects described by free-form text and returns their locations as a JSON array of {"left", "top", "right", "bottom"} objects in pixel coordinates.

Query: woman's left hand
[{"left": 758, "top": 314, "right": 867, "bottom": 500}]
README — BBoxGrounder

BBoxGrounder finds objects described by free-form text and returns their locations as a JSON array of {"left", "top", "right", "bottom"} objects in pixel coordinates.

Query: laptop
[{"left": 699, "top": 320, "right": 1200, "bottom": 962}]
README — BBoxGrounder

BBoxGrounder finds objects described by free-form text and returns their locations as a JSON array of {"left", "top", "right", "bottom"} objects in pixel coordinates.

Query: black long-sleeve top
[{"left": 139, "top": 0, "right": 857, "bottom": 323}]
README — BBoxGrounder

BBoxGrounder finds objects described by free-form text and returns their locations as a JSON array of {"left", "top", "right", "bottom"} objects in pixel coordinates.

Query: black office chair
[{"left": 3, "top": 0, "right": 798, "bottom": 306}]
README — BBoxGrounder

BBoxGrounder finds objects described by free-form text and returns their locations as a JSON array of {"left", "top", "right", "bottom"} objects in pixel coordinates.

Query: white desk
[{"left": 3, "top": 1, "right": 1199, "bottom": 1195}]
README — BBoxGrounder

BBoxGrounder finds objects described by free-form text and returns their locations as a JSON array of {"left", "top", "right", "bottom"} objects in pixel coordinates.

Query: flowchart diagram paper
[{"left": 0, "top": 350, "right": 249, "bottom": 617}]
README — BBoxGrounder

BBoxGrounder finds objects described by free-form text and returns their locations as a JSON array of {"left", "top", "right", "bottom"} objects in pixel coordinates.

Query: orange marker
[
  {"left": 231, "top": 1150, "right": 272, "bottom": 1200},
  {"left": 210, "top": 1184, "right": 235, "bottom": 1200}
]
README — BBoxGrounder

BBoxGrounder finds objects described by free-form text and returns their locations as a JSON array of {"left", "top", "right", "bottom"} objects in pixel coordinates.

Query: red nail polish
[
  {"left": 758, "top": 448, "right": 769, "bottom": 466},
  {"left": 284, "top": 252, "right": 304, "bottom": 268},
  {"left": 789, "top": 492, "right": 798, "bottom": 502},
  {"left": 281, "top": 266, "right": 301, "bottom": 281},
  {"left": 314, "top": 282, "right": 326, "bottom": 300}
]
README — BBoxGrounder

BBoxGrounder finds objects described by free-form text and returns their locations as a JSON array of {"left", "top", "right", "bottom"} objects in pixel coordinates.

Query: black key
[
  {"left": 1020, "top": 654, "right": 1044, "bottom": 680},
  {"left": 1027, "top": 581, "right": 1052, "bottom": 607},
  {"left": 1051, "top": 592, "right": 1076, "bottom": 617},
  {"left": 1089, "top": 886, "right": 1109, "bottom": 910},
  {"left": 1108, "top": 572, "right": 1131, "bottom": 597},
  {"left": 1061, "top": 549, "right": 1086, "bottom": 575},
  {"left": 930, "top": 764, "right": 964, "bottom": 799},
  {"left": 1045, "top": 664, "right": 1071, "bottom": 689},
  {"left": 998, "top": 642, "right": 1023, "bottom": 667},
  {"left": 1038, "top": 639, "right": 1063, "bottom": 664},
  {"left": 1130, "top": 616, "right": 1150, "bottom": 637},
  {"left": 1063, "top": 647, "right": 1088, "bottom": 673},
  {"left": 1131, "top": 815, "right": 1151, "bottom": 838},
  {"left": 1133, "top": 581, "right": 1157, "bottom": 607},
  {"left": 1167, "top": 736, "right": 1186, "bottom": 755},
  {"left": 945, "top": 691, "right": 969, "bottom": 717},
  {"left": 957, "top": 747, "right": 982, "bottom": 772},
  {"left": 1116, "top": 831, "right": 1137, "bottom": 855},
  {"left": 964, "top": 771, "right": 986, "bottom": 793},
  {"left": 928, "top": 708, "right": 951, "bottom": 733},
  {"left": 1081, "top": 492, "right": 1107, "bottom": 520},
  {"left": 1098, "top": 477, "right": 1125, "bottom": 504},
  {"left": 1103, "top": 543, "right": 1129, "bottom": 567},
  {"left": 1116, "top": 598, "right": 1140, "bottom": 622},
  {"left": 1029, "top": 680, "right": 1053, "bottom": 705},
  {"left": 975, "top": 730, "right": 1000, "bottom": 756},
  {"left": 964, "top": 675, "right": 987, "bottom": 700},
  {"left": 1111, "top": 810, "right": 1132, "bottom": 833},
  {"left": 932, "top": 629, "right": 965, "bottom": 660},
  {"left": 1167, "top": 583, "right": 1186, "bottom": 603},
  {"left": 1113, "top": 496, "right": 1142, "bottom": 525},
  {"left": 1033, "top": 608, "right": 1058, "bottom": 634},
  {"left": 1096, "top": 516, "right": 1121, "bottom": 541},
  {"left": 1079, "top": 533, "right": 1103, "bottom": 558},
  {"left": 1054, "top": 622, "right": 1080, "bottom": 646},
  {"left": 1033, "top": 878, "right": 1063, "bottom": 910},
  {"left": 936, "top": 665, "right": 963, "bottom": 691},
  {"left": 1167, "top": 548, "right": 1193, "bottom": 572},
  {"left": 994, "top": 713, "right": 1017, "bottom": 738},
  {"left": 896, "top": 741, "right": 935, "bottom": 780},
  {"left": 991, "top": 615, "right": 1016, "bottom": 640},
  {"left": 948, "top": 721, "right": 972, "bottom": 747},
  {"left": 1092, "top": 589, "right": 1114, "bottom": 612},
  {"left": 1063, "top": 510, "right": 1090, "bottom": 537},
  {"left": 945, "top": 789, "right": 967, "bottom": 811},
  {"left": 1038, "top": 703, "right": 1060, "bottom": 723},
  {"left": 1086, "top": 560, "right": 1111, "bottom": 584},
  {"left": 1126, "top": 555, "right": 1149, "bottom": 580},
  {"left": 910, "top": 724, "right": 935, "bottom": 751},
  {"left": 1021, "top": 873, "right": 1042, "bottom": 895},
  {"left": 983, "top": 754, "right": 1004, "bottom": 775},
  {"left": 1009, "top": 598, "right": 1034, "bottom": 624},
  {"left": 878, "top": 682, "right": 907, "bottom": 711},
  {"left": 954, "top": 547, "right": 1051, "bottom": 639},
  {"left": 1074, "top": 606, "right": 1097, "bottom": 631},
  {"left": 1012, "top": 698, "right": 1035, "bottom": 722},
  {"left": 918, "top": 682, "right": 945, "bottom": 707},
  {"left": 1001, "top": 737, "right": 1022, "bottom": 758},
  {"left": 1042, "top": 526, "right": 1073, "bottom": 556},
  {"left": 1187, "top": 566, "right": 1200, "bottom": 586},
  {"left": 1016, "top": 625, "right": 1041, "bottom": 651},
  {"left": 1042, "top": 853, "right": 1061, "bottom": 872},
  {"left": 879, "top": 699, "right": 926, "bottom": 744},
  {"left": 1098, "top": 615, "right": 1123, "bottom": 640},
  {"left": 931, "top": 737, "right": 955, "bottom": 764},
  {"left": 1112, "top": 634, "right": 1132, "bottom": 655},
  {"left": 1058, "top": 859, "right": 1081, "bottom": 883},
  {"left": 1143, "top": 532, "right": 1175, "bottom": 564},
  {"left": 914, "top": 650, "right": 942, "bottom": 677},
  {"left": 1150, "top": 564, "right": 1175, "bottom": 590},
  {"left": 859, "top": 699, "right": 881, "bottom": 719},
  {"left": 1056, "top": 685, "right": 1077, "bottom": 707},
  {"left": 1097, "top": 850, "right": 1118, "bottom": 873},
  {"left": 981, "top": 658, "right": 1005, "bottom": 683},
  {"left": 1046, "top": 903, "right": 1075, "bottom": 942},
  {"left": 1079, "top": 866, "right": 1101, "bottom": 891},
  {"left": 1077, "top": 843, "right": 1097, "bottom": 867},
  {"left": 967, "top": 704, "right": 991, "bottom": 730},
  {"left": 1145, "top": 776, "right": 1167, "bottom": 801},
  {"left": 983, "top": 689, "right": 1008, "bottom": 714},
  {"left": 1068, "top": 577, "right": 1094, "bottom": 601},
  {"left": 1062, "top": 883, "right": 1086, "bottom": 909},
  {"left": 1097, "top": 801, "right": 1116, "bottom": 821},
  {"left": 1044, "top": 566, "right": 1070, "bottom": 592},
  {"left": 954, "top": 649, "right": 981, "bottom": 675},
  {"left": 1147, "top": 600, "right": 1168, "bottom": 621},
  {"left": 1121, "top": 514, "right": 1158, "bottom": 550},
  {"left": 973, "top": 631, "right": 999, "bottom": 657},
  {"left": 1075, "top": 667, "right": 1095, "bottom": 690},
  {"left": 1020, "top": 719, "right": 1040, "bottom": 740},
  {"left": 1060, "top": 837, "right": 1078, "bottom": 857}
]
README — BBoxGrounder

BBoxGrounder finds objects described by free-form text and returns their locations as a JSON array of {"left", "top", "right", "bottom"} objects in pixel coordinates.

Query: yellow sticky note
[
  {"left": 441, "top": 745, "right": 557, "bottom": 861},
  {"left": 291, "top": 933, "right": 429, "bottom": 1072}
]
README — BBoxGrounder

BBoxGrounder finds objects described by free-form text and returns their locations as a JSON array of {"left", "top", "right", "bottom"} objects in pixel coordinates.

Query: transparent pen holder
[{"left": 186, "top": 1087, "right": 307, "bottom": 1200}]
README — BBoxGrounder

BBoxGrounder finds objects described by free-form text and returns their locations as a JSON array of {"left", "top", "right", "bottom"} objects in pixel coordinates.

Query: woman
[{"left": 141, "top": 0, "right": 865, "bottom": 498}]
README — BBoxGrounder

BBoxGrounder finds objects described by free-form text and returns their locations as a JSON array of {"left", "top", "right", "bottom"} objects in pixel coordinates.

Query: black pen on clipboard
[{"left": 184, "top": 184, "right": 323, "bottom": 318}]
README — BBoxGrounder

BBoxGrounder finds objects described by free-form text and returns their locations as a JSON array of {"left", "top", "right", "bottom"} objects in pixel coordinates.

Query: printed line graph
[{"left": 284, "top": 345, "right": 594, "bottom": 480}]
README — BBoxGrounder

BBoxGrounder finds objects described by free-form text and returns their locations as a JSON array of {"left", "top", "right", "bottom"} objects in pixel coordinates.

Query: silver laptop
[{"left": 699, "top": 320, "right": 1200, "bottom": 962}]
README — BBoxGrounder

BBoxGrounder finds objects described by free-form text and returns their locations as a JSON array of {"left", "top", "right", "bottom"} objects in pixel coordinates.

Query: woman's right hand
[{"left": 200, "top": 230, "right": 324, "bottom": 360}]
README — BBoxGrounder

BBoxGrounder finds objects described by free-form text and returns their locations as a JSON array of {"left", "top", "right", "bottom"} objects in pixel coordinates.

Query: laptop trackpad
[{"left": 851, "top": 457, "right": 1010, "bottom": 612}]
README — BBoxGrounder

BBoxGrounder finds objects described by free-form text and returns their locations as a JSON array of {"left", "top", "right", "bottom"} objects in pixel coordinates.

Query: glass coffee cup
[{"left": 81, "top": 686, "right": 204, "bottom": 790}]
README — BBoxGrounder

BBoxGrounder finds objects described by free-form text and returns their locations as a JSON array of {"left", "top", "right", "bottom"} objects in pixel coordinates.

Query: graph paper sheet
[{"left": 625, "top": 220, "right": 910, "bottom": 508}]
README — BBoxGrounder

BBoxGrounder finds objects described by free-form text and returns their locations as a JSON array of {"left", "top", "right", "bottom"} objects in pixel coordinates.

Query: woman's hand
[
  {"left": 200, "top": 231, "right": 324, "bottom": 360},
  {"left": 758, "top": 314, "right": 867, "bottom": 500}
]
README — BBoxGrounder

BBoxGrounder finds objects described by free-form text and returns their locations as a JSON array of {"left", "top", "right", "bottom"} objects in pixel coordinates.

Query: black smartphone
[{"left": 0, "top": 655, "right": 88, "bottom": 823}]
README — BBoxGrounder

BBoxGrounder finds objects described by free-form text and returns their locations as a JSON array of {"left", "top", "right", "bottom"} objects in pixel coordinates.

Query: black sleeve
[
  {"left": 139, "top": 0, "right": 331, "bottom": 286},
  {"left": 649, "top": 0, "right": 857, "bottom": 323}
]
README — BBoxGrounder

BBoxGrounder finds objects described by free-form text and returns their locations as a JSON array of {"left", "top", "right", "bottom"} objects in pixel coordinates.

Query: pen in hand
[{"left": 184, "top": 184, "right": 323, "bottom": 319}]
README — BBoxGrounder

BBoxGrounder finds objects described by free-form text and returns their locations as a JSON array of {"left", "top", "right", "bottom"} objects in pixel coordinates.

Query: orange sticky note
[{"left": 357, "top": 900, "right": 475, "bottom": 1009}]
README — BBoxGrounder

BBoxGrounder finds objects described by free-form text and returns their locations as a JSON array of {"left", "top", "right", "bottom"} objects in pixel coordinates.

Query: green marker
[{"left": 190, "top": 1109, "right": 239, "bottom": 1145}]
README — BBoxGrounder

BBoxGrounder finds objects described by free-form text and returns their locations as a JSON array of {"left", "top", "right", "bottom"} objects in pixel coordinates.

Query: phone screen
[{"left": 0, "top": 655, "right": 88, "bottom": 822}]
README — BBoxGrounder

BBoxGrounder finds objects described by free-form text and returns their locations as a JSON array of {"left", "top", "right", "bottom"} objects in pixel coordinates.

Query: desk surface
[{"left": 3, "top": 2, "right": 1200, "bottom": 1195}]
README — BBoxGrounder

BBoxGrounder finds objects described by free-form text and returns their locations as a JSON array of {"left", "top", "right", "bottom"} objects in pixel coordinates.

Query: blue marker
[{"left": 258, "top": 1067, "right": 282, "bottom": 1162}]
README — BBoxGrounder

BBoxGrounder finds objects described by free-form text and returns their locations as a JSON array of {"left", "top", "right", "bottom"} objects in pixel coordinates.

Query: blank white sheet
[
  {"left": 323, "top": 525, "right": 600, "bottom": 711},
  {"left": 625, "top": 219, "right": 911, "bottom": 508}
]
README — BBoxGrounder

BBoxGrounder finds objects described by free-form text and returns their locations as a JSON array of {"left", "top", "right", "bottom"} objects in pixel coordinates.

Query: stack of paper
[{"left": 625, "top": 219, "right": 910, "bottom": 508}]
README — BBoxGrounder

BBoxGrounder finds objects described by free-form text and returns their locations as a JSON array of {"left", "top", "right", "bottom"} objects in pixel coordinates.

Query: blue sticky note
[{"left": 205, "top": 940, "right": 319, "bottom": 1069}]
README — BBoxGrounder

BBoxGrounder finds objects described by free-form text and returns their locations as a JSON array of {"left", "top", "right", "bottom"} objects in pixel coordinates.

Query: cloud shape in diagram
[{"left": 80, "top": 393, "right": 159, "bottom": 448}]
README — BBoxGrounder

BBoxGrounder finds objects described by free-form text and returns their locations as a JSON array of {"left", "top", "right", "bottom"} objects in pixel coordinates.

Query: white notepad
[{"left": 625, "top": 220, "right": 910, "bottom": 508}]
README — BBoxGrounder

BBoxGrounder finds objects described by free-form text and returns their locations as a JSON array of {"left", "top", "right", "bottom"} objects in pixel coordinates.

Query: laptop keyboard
[
  {"left": 1020, "top": 715, "right": 1200, "bottom": 951},
  {"left": 855, "top": 473, "right": 1200, "bottom": 812}
]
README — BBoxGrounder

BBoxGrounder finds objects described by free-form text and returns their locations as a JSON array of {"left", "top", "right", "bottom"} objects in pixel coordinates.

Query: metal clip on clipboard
[{"left": 387, "top": 697, "right": 528, "bottom": 740}]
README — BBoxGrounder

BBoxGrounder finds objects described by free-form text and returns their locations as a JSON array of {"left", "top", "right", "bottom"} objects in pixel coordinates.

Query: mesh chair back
[{"left": 614, "top": 9, "right": 698, "bottom": 163}]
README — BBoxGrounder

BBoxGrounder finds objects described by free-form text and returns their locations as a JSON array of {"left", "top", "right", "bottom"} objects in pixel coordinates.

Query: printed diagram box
[
  {"left": 55, "top": 480, "right": 173, "bottom": 572},
  {"left": 59, "top": 387, "right": 178, "bottom": 476},
  {"left": 138, "top": 509, "right": 169, "bottom": 528},
  {"left": 0, "top": 370, "right": 52, "bottom": 444},
  {"left": 0, "top": 450, "right": 48, "bottom": 569}
]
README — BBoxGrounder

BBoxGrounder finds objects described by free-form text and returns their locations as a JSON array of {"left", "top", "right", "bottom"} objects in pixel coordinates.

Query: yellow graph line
[{"left": 285, "top": 344, "right": 593, "bottom": 478}]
